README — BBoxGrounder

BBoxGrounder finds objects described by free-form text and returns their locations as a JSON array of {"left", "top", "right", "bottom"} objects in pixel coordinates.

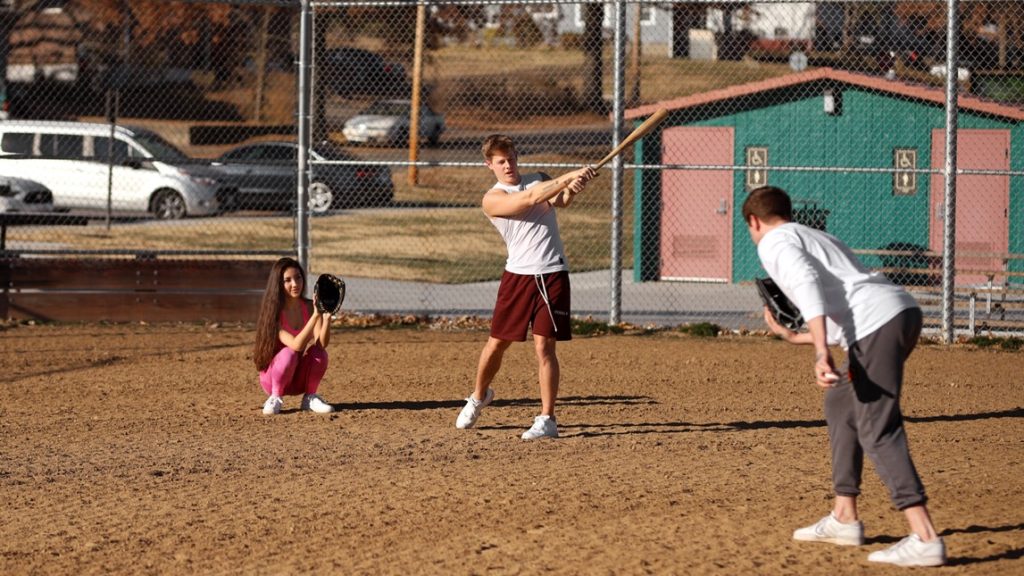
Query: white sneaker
[
  {"left": 455, "top": 388, "right": 493, "bottom": 429},
  {"left": 521, "top": 415, "right": 558, "bottom": 440},
  {"left": 868, "top": 534, "right": 946, "bottom": 567},
  {"left": 301, "top": 394, "right": 334, "bottom": 414},
  {"left": 262, "top": 395, "right": 283, "bottom": 415},
  {"left": 793, "top": 513, "right": 864, "bottom": 546}
]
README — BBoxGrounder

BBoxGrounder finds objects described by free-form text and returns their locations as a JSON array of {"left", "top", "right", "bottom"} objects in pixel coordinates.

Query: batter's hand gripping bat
[{"left": 560, "top": 108, "right": 668, "bottom": 204}]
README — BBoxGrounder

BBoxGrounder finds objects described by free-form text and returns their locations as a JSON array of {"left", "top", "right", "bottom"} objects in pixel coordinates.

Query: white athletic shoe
[
  {"left": 792, "top": 513, "right": 864, "bottom": 546},
  {"left": 521, "top": 415, "right": 558, "bottom": 440},
  {"left": 868, "top": 534, "right": 946, "bottom": 567},
  {"left": 262, "top": 395, "right": 283, "bottom": 415},
  {"left": 455, "top": 388, "right": 493, "bottom": 429},
  {"left": 301, "top": 394, "right": 334, "bottom": 414}
]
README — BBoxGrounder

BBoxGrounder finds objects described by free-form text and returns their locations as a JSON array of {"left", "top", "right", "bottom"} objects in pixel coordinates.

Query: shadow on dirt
[
  {"left": 563, "top": 407, "right": 1024, "bottom": 438},
  {"left": 332, "top": 394, "right": 656, "bottom": 412}
]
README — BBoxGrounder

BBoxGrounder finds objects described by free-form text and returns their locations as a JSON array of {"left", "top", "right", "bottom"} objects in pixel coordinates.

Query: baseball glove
[
  {"left": 313, "top": 273, "right": 346, "bottom": 315},
  {"left": 754, "top": 277, "right": 804, "bottom": 331}
]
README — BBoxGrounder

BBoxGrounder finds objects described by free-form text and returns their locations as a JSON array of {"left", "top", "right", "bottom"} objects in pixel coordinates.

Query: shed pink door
[
  {"left": 929, "top": 129, "right": 1009, "bottom": 283},
  {"left": 660, "top": 126, "right": 734, "bottom": 281}
]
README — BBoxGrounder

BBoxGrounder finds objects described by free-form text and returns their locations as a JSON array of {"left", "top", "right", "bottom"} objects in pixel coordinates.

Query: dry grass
[
  {"left": 13, "top": 163, "right": 631, "bottom": 284},
  {"left": 196, "top": 46, "right": 796, "bottom": 131},
  {"left": 44, "top": 46, "right": 792, "bottom": 282},
  {"left": 330, "top": 168, "right": 627, "bottom": 282}
]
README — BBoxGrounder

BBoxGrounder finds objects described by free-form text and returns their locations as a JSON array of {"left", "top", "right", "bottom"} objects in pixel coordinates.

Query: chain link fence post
[
  {"left": 297, "top": 0, "right": 314, "bottom": 273},
  {"left": 609, "top": 0, "right": 627, "bottom": 326},
  {"left": 941, "top": 0, "right": 960, "bottom": 344}
]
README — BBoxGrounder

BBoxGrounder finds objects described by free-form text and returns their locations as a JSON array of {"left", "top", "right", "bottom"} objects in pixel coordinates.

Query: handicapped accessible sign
[
  {"left": 893, "top": 148, "right": 917, "bottom": 196},
  {"left": 746, "top": 147, "right": 768, "bottom": 190}
]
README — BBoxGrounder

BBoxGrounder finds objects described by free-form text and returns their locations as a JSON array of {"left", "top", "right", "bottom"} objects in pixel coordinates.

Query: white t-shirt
[
  {"left": 488, "top": 174, "right": 568, "bottom": 275},
  {"left": 758, "top": 222, "right": 919, "bottom": 348}
]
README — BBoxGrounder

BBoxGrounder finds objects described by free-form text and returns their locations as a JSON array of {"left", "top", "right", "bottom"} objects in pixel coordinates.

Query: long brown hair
[{"left": 253, "top": 257, "right": 305, "bottom": 371}]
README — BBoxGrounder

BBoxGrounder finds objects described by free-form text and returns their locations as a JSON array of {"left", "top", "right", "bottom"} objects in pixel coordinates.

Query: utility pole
[{"left": 408, "top": 3, "right": 425, "bottom": 186}]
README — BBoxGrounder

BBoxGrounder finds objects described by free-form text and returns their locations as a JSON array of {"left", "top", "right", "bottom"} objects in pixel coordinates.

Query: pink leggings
[{"left": 259, "top": 345, "right": 329, "bottom": 397}]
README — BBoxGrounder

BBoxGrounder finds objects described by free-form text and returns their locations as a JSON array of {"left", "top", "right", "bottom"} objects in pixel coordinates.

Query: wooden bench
[
  {"left": 855, "top": 249, "right": 1024, "bottom": 334},
  {"left": 1, "top": 257, "right": 273, "bottom": 322}
]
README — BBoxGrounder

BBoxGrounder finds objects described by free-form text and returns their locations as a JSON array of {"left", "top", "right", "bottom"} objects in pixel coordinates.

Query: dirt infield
[{"left": 2, "top": 322, "right": 1022, "bottom": 575}]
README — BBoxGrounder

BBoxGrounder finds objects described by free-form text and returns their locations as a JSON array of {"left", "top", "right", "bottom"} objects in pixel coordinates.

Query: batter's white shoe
[
  {"left": 868, "top": 534, "right": 946, "bottom": 567},
  {"left": 455, "top": 388, "right": 493, "bottom": 429},
  {"left": 793, "top": 513, "right": 864, "bottom": 546},
  {"left": 301, "top": 394, "right": 334, "bottom": 414},
  {"left": 521, "top": 415, "right": 558, "bottom": 440},
  {"left": 262, "top": 395, "right": 283, "bottom": 415}
]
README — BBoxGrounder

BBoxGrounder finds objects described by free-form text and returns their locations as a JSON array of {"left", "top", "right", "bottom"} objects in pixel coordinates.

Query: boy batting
[
  {"left": 743, "top": 186, "right": 945, "bottom": 567},
  {"left": 454, "top": 134, "right": 595, "bottom": 440}
]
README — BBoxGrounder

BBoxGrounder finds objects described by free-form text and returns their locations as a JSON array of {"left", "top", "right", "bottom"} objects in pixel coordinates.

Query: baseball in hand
[{"left": 822, "top": 372, "right": 839, "bottom": 382}]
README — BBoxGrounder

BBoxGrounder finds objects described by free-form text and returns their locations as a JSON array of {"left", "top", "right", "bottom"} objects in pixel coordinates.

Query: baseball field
[{"left": 2, "top": 320, "right": 1021, "bottom": 575}]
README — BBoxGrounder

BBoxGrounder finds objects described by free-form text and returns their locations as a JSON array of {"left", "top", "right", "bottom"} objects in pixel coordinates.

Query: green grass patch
[
  {"left": 572, "top": 317, "right": 625, "bottom": 336},
  {"left": 677, "top": 322, "right": 722, "bottom": 338},
  {"left": 965, "top": 335, "right": 1024, "bottom": 350}
]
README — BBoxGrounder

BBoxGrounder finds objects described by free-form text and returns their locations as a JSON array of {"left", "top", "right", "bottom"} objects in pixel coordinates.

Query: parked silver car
[
  {"left": 342, "top": 99, "right": 445, "bottom": 147},
  {"left": 0, "top": 177, "right": 54, "bottom": 212}
]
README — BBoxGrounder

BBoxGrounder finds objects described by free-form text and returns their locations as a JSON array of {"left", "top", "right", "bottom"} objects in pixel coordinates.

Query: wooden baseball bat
[{"left": 592, "top": 108, "right": 669, "bottom": 170}]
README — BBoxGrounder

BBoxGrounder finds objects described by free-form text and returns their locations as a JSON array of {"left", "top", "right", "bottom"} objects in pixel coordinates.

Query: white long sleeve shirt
[
  {"left": 757, "top": 222, "right": 919, "bottom": 348},
  {"left": 488, "top": 174, "right": 569, "bottom": 275}
]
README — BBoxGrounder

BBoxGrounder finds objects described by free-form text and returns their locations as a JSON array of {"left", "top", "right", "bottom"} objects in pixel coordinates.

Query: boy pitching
[
  {"left": 743, "top": 186, "right": 945, "bottom": 567},
  {"left": 454, "top": 134, "right": 595, "bottom": 440}
]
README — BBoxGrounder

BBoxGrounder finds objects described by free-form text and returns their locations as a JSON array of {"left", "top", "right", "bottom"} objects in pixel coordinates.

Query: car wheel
[
  {"left": 151, "top": 189, "right": 187, "bottom": 220},
  {"left": 309, "top": 182, "right": 333, "bottom": 214}
]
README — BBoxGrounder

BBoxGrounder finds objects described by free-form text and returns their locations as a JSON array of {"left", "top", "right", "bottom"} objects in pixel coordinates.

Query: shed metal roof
[{"left": 624, "top": 67, "right": 1024, "bottom": 122}]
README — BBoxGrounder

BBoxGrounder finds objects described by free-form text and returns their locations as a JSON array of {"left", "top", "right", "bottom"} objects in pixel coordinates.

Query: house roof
[{"left": 624, "top": 67, "right": 1024, "bottom": 122}]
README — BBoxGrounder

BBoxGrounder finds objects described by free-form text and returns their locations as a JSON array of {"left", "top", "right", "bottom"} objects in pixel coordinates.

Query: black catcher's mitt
[
  {"left": 755, "top": 277, "right": 804, "bottom": 331},
  {"left": 314, "top": 273, "right": 346, "bottom": 315}
]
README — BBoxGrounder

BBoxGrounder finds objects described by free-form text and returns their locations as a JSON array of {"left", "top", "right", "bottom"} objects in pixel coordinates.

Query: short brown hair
[
  {"left": 482, "top": 134, "right": 516, "bottom": 160},
  {"left": 742, "top": 186, "right": 793, "bottom": 224}
]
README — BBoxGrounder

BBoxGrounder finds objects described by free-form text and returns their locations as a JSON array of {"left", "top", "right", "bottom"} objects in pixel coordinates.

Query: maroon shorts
[{"left": 490, "top": 270, "right": 572, "bottom": 341}]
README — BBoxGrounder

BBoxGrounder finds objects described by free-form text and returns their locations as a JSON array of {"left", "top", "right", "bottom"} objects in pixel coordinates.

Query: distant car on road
[
  {"left": 342, "top": 99, "right": 445, "bottom": 147},
  {"left": 212, "top": 141, "right": 394, "bottom": 213},
  {"left": 0, "top": 177, "right": 54, "bottom": 212},
  {"left": 321, "top": 47, "right": 408, "bottom": 98}
]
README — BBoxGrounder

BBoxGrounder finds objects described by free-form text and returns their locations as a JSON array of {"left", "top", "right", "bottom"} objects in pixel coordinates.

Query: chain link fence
[{"left": 1, "top": 0, "right": 1022, "bottom": 338}]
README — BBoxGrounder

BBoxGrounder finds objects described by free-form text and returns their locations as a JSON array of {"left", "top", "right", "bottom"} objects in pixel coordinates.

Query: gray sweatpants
[{"left": 824, "top": 307, "right": 926, "bottom": 510}]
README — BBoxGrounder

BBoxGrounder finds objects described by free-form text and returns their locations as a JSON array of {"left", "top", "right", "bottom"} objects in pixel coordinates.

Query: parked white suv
[{"left": 0, "top": 120, "right": 235, "bottom": 219}]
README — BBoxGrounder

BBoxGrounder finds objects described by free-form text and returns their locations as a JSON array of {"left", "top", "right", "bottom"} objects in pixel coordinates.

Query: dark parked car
[
  {"left": 320, "top": 47, "right": 408, "bottom": 98},
  {"left": 212, "top": 141, "right": 393, "bottom": 213}
]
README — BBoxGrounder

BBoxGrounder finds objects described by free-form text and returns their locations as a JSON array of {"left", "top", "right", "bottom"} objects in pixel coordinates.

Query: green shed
[{"left": 627, "top": 67, "right": 1024, "bottom": 286}]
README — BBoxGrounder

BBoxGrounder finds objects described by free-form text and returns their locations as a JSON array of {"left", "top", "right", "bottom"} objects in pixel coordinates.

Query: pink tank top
[{"left": 276, "top": 300, "right": 312, "bottom": 348}]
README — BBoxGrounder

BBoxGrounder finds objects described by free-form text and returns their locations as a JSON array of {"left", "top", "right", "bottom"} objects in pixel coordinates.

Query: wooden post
[
  {"left": 408, "top": 3, "right": 426, "bottom": 186},
  {"left": 254, "top": 5, "right": 271, "bottom": 122},
  {"left": 629, "top": 2, "right": 641, "bottom": 106}
]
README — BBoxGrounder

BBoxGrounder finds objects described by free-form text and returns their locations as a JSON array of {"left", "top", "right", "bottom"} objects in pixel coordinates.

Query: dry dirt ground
[{"left": 2, "top": 322, "right": 1022, "bottom": 575}]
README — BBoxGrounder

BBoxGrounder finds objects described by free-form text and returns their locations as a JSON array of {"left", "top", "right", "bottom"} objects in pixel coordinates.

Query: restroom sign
[
  {"left": 893, "top": 148, "right": 917, "bottom": 196},
  {"left": 746, "top": 147, "right": 768, "bottom": 190}
]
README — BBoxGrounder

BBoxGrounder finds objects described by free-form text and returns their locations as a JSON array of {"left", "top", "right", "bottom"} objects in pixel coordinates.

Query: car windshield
[
  {"left": 363, "top": 101, "right": 411, "bottom": 116},
  {"left": 130, "top": 130, "right": 189, "bottom": 162}
]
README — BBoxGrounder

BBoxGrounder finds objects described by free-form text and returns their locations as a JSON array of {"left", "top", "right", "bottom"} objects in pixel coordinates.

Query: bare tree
[{"left": 581, "top": 2, "right": 604, "bottom": 114}]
